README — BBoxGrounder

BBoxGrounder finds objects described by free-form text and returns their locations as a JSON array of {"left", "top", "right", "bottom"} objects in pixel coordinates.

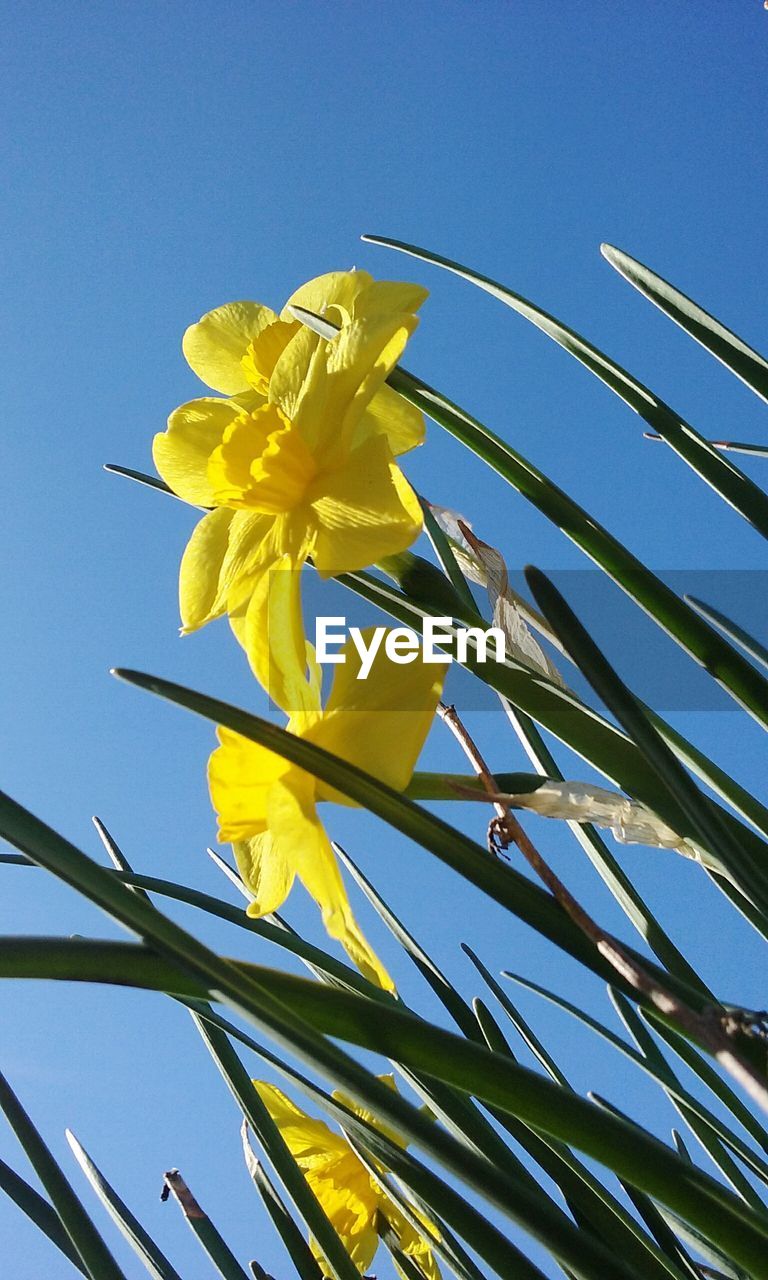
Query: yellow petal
[
  {"left": 352, "top": 279, "right": 429, "bottom": 320},
  {"left": 310, "top": 435, "right": 422, "bottom": 576},
  {"left": 272, "top": 314, "right": 417, "bottom": 461},
  {"left": 178, "top": 508, "right": 236, "bottom": 632},
  {"left": 268, "top": 777, "right": 394, "bottom": 990},
  {"left": 183, "top": 302, "right": 278, "bottom": 395},
  {"left": 243, "top": 556, "right": 322, "bottom": 720},
  {"left": 232, "top": 833, "right": 295, "bottom": 917},
  {"left": 310, "top": 628, "right": 443, "bottom": 795},
  {"left": 361, "top": 383, "right": 425, "bottom": 456},
  {"left": 241, "top": 318, "right": 298, "bottom": 393},
  {"left": 281, "top": 270, "right": 374, "bottom": 325},
  {"left": 154, "top": 398, "right": 244, "bottom": 506},
  {"left": 208, "top": 727, "right": 291, "bottom": 843},
  {"left": 253, "top": 1082, "right": 345, "bottom": 1161}
]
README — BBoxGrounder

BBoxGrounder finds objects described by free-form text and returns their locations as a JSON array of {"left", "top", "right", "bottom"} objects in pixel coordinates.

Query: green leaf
[
  {"left": 0, "top": 1154, "right": 87, "bottom": 1274},
  {"left": 609, "top": 991, "right": 768, "bottom": 1212},
  {"left": 66, "top": 1131, "right": 183, "bottom": 1280},
  {"left": 112, "top": 667, "right": 711, "bottom": 1013},
  {"left": 600, "top": 245, "right": 768, "bottom": 405},
  {"left": 3, "top": 936, "right": 766, "bottom": 1277},
  {"left": 0, "top": 1071, "right": 129, "bottom": 1280},
  {"left": 686, "top": 597, "right": 768, "bottom": 674},
  {"left": 341, "top": 566, "right": 768, "bottom": 882},
  {"left": 523, "top": 565, "right": 768, "bottom": 917},
  {"left": 161, "top": 1169, "right": 250, "bottom": 1280},
  {"left": 364, "top": 234, "right": 768, "bottom": 541},
  {"left": 470, "top": 998, "right": 689, "bottom": 1280}
]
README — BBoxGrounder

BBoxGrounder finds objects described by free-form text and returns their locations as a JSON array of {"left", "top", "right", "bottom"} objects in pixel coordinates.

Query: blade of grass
[
  {"left": 66, "top": 1132, "right": 183, "bottom": 1280},
  {"left": 608, "top": 991, "right": 767, "bottom": 1211},
  {"left": 470, "top": 997, "right": 689, "bottom": 1280},
  {"left": 0, "top": 1071, "right": 129, "bottom": 1280}
]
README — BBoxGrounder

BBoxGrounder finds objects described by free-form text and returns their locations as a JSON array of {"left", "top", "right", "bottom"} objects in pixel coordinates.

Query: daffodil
[
  {"left": 153, "top": 270, "right": 427, "bottom": 692},
  {"left": 208, "top": 631, "right": 444, "bottom": 989},
  {"left": 254, "top": 1076, "right": 440, "bottom": 1280}
]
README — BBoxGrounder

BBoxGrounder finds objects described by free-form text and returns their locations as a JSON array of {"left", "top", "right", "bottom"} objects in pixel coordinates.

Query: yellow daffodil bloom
[
  {"left": 153, "top": 270, "right": 427, "bottom": 689},
  {"left": 254, "top": 1076, "right": 440, "bottom": 1280},
  {"left": 208, "top": 631, "right": 444, "bottom": 989}
]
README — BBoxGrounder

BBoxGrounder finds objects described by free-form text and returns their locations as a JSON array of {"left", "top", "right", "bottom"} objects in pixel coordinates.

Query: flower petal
[
  {"left": 232, "top": 833, "right": 296, "bottom": 917},
  {"left": 310, "top": 435, "right": 422, "bottom": 576},
  {"left": 281, "top": 270, "right": 374, "bottom": 325},
  {"left": 253, "top": 1082, "right": 344, "bottom": 1160},
  {"left": 183, "top": 302, "right": 278, "bottom": 394},
  {"left": 178, "top": 508, "right": 236, "bottom": 632},
  {"left": 208, "top": 727, "right": 290, "bottom": 843},
  {"left": 268, "top": 777, "right": 394, "bottom": 990},
  {"left": 154, "top": 398, "right": 244, "bottom": 506},
  {"left": 353, "top": 279, "right": 429, "bottom": 320},
  {"left": 309, "top": 629, "right": 443, "bottom": 796},
  {"left": 243, "top": 556, "right": 322, "bottom": 720},
  {"left": 361, "top": 382, "right": 425, "bottom": 456}
]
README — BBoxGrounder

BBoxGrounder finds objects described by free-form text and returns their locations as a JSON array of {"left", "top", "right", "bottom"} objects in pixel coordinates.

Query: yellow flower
[
  {"left": 208, "top": 631, "right": 444, "bottom": 989},
  {"left": 153, "top": 270, "right": 427, "bottom": 689},
  {"left": 254, "top": 1076, "right": 441, "bottom": 1280}
]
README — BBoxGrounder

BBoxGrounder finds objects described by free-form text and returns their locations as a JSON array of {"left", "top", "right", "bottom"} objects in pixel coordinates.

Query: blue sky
[{"left": 2, "top": 2, "right": 768, "bottom": 1275}]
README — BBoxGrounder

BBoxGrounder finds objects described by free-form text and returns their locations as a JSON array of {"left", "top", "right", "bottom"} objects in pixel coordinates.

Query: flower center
[{"left": 208, "top": 403, "right": 317, "bottom": 513}]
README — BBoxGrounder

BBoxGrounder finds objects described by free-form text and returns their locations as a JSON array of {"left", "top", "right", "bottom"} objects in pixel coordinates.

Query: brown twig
[{"left": 437, "top": 701, "right": 768, "bottom": 1113}]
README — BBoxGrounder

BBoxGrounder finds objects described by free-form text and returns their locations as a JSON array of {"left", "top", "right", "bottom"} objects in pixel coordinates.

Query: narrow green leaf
[
  {"left": 342, "top": 566, "right": 768, "bottom": 880},
  {"left": 0, "top": 1155, "right": 87, "bottom": 1274},
  {"left": 364, "top": 234, "right": 768, "bottom": 541},
  {"left": 2, "top": 936, "right": 767, "bottom": 1276},
  {"left": 686, "top": 597, "right": 768, "bottom": 674},
  {"left": 333, "top": 842, "right": 482, "bottom": 1041},
  {"left": 112, "top": 668, "right": 713, "bottom": 1016},
  {"left": 464, "top": 947, "right": 569, "bottom": 1088},
  {"left": 504, "top": 970, "right": 768, "bottom": 1186},
  {"left": 161, "top": 1169, "right": 250, "bottom": 1280},
  {"left": 523, "top": 565, "right": 768, "bottom": 916},
  {"left": 418, "top": 496, "right": 479, "bottom": 616},
  {"left": 609, "top": 991, "right": 767, "bottom": 1212},
  {"left": 240, "top": 1125, "right": 324, "bottom": 1280},
  {"left": 470, "top": 998, "right": 688, "bottom": 1280},
  {"left": 66, "top": 1131, "right": 183, "bottom": 1280},
  {"left": 601, "top": 245, "right": 768, "bottom": 405},
  {"left": 0, "top": 1071, "right": 129, "bottom": 1280}
]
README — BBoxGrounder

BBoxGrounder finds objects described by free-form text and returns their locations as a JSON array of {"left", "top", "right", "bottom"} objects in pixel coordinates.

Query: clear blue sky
[{"left": 2, "top": 2, "right": 768, "bottom": 1275}]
